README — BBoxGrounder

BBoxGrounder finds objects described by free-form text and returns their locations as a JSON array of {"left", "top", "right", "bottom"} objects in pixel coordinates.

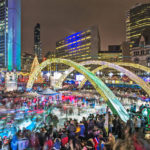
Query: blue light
[{"left": 8, "top": 0, "right": 21, "bottom": 71}]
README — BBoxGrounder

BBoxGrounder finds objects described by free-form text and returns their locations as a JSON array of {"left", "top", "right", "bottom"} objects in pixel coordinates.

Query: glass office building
[
  {"left": 0, "top": 0, "right": 21, "bottom": 71},
  {"left": 34, "top": 23, "right": 41, "bottom": 59},
  {"left": 56, "top": 26, "right": 100, "bottom": 70},
  {"left": 126, "top": 3, "right": 150, "bottom": 47}
]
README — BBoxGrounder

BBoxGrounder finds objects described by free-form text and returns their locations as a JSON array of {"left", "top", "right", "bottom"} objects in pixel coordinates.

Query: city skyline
[{"left": 22, "top": 0, "right": 148, "bottom": 56}]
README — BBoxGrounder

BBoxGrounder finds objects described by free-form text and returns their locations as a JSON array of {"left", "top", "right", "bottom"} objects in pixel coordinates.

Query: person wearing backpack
[
  {"left": 68, "top": 121, "right": 76, "bottom": 139},
  {"left": 53, "top": 138, "right": 61, "bottom": 150},
  {"left": 43, "top": 136, "right": 53, "bottom": 150},
  {"left": 10, "top": 135, "right": 18, "bottom": 150},
  {"left": 79, "top": 121, "right": 85, "bottom": 141},
  {"left": 61, "top": 131, "right": 68, "bottom": 148}
]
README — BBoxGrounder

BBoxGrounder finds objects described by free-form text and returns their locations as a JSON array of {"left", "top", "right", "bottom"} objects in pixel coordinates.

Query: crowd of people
[
  {"left": 0, "top": 90, "right": 150, "bottom": 150},
  {"left": 0, "top": 112, "right": 149, "bottom": 150}
]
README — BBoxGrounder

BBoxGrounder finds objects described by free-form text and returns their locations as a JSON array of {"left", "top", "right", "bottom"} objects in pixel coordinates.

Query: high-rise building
[
  {"left": 126, "top": 3, "right": 150, "bottom": 47},
  {"left": 56, "top": 26, "right": 100, "bottom": 70},
  {"left": 34, "top": 23, "right": 42, "bottom": 59},
  {"left": 0, "top": 0, "right": 21, "bottom": 71}
]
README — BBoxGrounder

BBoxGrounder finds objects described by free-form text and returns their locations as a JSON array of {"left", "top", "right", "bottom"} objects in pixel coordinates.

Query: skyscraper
[
  {"left": 34, "top": 23, "right": 41, "bottom": 59},
  {"left": 126, "top": 3, "right": 150, "bottom": 47},
  {"left": 56, "top": 26, "right": 100, "bottom": 70},
  {"left": 0, "top": 0, "right": 21, "bottom": 71}
]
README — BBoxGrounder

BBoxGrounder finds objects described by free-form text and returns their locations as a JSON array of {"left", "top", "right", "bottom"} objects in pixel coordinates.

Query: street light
[
  {"left": 109, "top": 72, "right": 113, "bottom": 77},
  {"left": 97, "top": 71, "right": 100, "bottom": 76},
  {"left": 47, "top": 72, "right": 50, "bottom": 77},
  {"left": 120, "top": 72, "right": 124, "bottom": 78},
  {"left": 65, "top": 70, "right": 69, "bottom": 74}
]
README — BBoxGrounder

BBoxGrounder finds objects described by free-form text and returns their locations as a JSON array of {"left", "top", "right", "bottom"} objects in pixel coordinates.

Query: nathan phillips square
[{"left": 0, "top": 0, "right": 150, "bottom": 149}]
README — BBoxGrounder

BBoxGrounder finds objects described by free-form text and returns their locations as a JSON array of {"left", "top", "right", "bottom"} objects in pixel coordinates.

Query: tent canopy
[{"left": 37, "top": 88, "right": 59, "bottom": 95}]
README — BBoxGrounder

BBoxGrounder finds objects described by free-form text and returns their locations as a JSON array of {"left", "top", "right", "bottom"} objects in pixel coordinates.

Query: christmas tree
[{"left": 30, "top": 55, "right": 43, "bottom": 83}]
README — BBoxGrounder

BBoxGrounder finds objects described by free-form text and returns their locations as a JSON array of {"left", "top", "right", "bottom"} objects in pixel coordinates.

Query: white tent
[{"left": 38, "top": 88, "right": 58, "bottom": 95}]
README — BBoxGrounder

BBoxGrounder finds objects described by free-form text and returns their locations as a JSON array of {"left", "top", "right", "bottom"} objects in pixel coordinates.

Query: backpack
[{"left": 53, "top": 141, "right": 61, "bottom": 150}]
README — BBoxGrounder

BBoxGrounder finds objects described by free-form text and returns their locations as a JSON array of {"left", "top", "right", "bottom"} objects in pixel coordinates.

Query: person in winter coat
[
  {"left": 43, "top": 136, "right": 53, "bottom": 150},
  {"left": 61, "top": 131, "right": 69, "bottom": 148},
  {"left": 2, "top": 137, "right": 10, "bottom": 150},
  {"left": 68, "top": 121, "right": 76, "bottom": 139},
  {"left": 79, "top": 121, "right": 85, "bottom": 140},
  {"left": 30, "top": 133, "right": 40, "bottom": 150},
  {"left": 104, "top": 133, "right": 115, "bottom": 150},
  {"left": 10, "top": 135, "right": 18, "bottom": 150},
  {"left": 53, "top": 138, "right": 61, "bottom": 150}
]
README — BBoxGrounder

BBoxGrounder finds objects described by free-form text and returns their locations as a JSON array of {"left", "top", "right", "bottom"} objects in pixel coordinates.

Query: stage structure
[{"left": 27, "top": 58, "right": 129, "bottom": 122}]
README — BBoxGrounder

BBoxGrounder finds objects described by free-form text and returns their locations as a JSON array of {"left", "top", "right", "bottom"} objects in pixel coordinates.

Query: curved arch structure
[
  {"left": 79, "top": 63, "right": 150, "bottom": 91},
  {"left": 56, "top": 61, "right": 150, "bottom": 96},
  {"left": 27, "top": 58, "right": 129, "bottom": 122},
  {"left": 115, "top": 62, "right": 150, "bottom": 73}
]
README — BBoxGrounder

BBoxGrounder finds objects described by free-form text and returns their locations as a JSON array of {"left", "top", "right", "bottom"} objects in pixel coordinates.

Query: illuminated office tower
[
  {"left": 0, "top": 0, "right": 21, "bottom": 71},
  {"left": 126, "top": 3, "right": 150, "bottom": 47},
  {"left": 56, "top": 26, "right": 100, "bottom": 70},
  {"left": 34, "top": 23, "right": 42, "bottom": 59}
]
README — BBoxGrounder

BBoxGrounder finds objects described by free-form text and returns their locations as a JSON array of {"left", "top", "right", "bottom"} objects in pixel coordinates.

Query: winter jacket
[{"left": 80, "top": 124, "right": 85, "bottom": 137}]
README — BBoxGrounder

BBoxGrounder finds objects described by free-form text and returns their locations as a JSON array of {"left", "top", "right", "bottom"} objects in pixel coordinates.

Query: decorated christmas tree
[{"left": 30, "top": 55, "right": 43, "bottom": 83}]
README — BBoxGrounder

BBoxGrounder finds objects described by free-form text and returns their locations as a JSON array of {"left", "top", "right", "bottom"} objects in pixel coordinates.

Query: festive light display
[
  {"left": 79, "top": 63, "right": 150, "bottom": 94},
  {"left": 56, "top": 61, "right": 150, "bottom": 96},
  {"left": 17, "top": 72, "right": 30, "bottom": 76},
  {"left": 27, "top": 58, "right": 129, "bottom": 122},
  {"left": 30, "top": 55, "right": 43, "bottom": 83}
]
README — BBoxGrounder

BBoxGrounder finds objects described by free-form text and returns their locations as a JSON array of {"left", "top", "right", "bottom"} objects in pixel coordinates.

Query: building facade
[
  {"left": 98, "top": 51, "right": 123, "bottom": 62},
  {"left": 21, "top": 52, "right": 34, "bottom": 72},
  {"left": 126, "top": 3, "right": 150, "bottom": 47},
  {"left": 121, "top": 41, "right": 131, "bottom": 62},
  {"left": 56, "top": 26, "right": 100, "bottom": 70},
  {"left": 131, "top": 35, "right": 150, "bottom": 67},
  {"left": 0, "top": 0, "right": 21, "bottom": 71},
  {"left": 34, "top": 23, "right": 42, "bottom": 59}
]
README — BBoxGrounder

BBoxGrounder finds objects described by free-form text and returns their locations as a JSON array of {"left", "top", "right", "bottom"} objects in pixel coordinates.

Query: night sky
[{"left": 22, "top": 0, "right": 148, "bottom": 56}]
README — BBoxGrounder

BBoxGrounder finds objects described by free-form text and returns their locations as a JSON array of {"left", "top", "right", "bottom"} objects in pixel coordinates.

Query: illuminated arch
[
  {"left": 79, "top": 62, "right": 150, "bottom": 90},
  {"left": 115, "top": 62, "right": 150, "bottom": 73},
  {"left": 27, "top": 58, "right": 129, "bottom": 122},
  {"left": 56, "top": 61, "right": 150, "bottom": 96}
]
